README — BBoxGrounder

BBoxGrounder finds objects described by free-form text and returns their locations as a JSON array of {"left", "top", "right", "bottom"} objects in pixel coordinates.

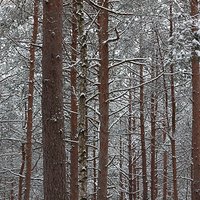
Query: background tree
[{"left": 24, "top": 0, "right": 39, "bottom": 199}]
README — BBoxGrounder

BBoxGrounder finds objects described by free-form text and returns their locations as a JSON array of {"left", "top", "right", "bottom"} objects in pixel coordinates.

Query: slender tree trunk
[
  {"left": 169, "top": 2, "right": 178, "bottom": 199},
  {"left": 136, "top": 167, "right": 140, "bottom": 199},
  {"left": 77, "top": 0, "right": 88, "bottom": 199},
  {"left": 97, "top": 0, "right": 109, "bottom": 200},
  {"left": 10, "top": 181, "right": 14, "bottom": 200},
  {"left": 128, "top": 77, "right": 133, "bottom": 200},
  {"left": 139, "top": 64, "right": 148, "bottom": 200},
  {"left": 119, "top": 135, "right": 124, "bottom": 200},
  {"left": 128, "top": 113, "right": 133, "bottom": 200},
  {"left": 18, "top": 143, "right": 25, "bottom": 200},
  {"left": 93, "top": 134, "right": 97, "bottom": 200},
  {"left": 24, "top": 0, "right": 38, "bottom": 199},
  {"left": 162, "top": 119, "right": 168, "bottom": 200},
  {"left": 190, "top": 0, "right": 200, "bottom": 199},
  {"left": 70, "top": 1, "right": 78, "bottom": 199},
  {"left": 155, "top": 30, "right": 169, "bottom": 200},
  {"left": 42, "top": 0, "right": 67, "bottom": 199},
  {"left": 150, "top": 67, "right": 157, "bottom": 200},
  {"left": 132, "top": 116, "right": 137, "bottom": 200},
  {"left": 170, "top": 78, "right": 178, "bottom": 200},
  {"left": 93, "top": 100, "right": 97, "bottom": 200}
]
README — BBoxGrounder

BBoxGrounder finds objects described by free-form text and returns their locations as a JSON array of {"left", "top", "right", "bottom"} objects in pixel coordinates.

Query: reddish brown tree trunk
[
  {"left": 162, "top": 79, "right": 169, "bottom": 200},
  {"left": 93, "top": 135, "right": 97, "bottom": 200},
  {"left": 92, "top": 100, "right": 98, "bottom": 200},
  {"left": 24, "top": 0, "right": 39, "bottom": 199},
  {"left": 132, "top": 117, "right": 137, "bottom": 200},
  {"left": 97, "top": 0, "right": 109, "bottom": 200},
  {"left": 128, "top": 78, "right": 136, "bottom": 200},
  {"left": 128, "top": 93, "right": 133, "bottom": 200},
  {"left": 119, "top": 135, "right": 124, "bottom": 200},
  {"left": 190, "top": 0, "right": 200, "bottom": 199},
  {"left": 42, "top": 0, "right": 67, "bottom": 199},
  {"left": 169, "top": 2, "right": 178, "bottom": 199},
  {"left": 70, "top": 1, "right": 78, "bottom": 199},
  {"left": 155, "top": 29, "right": 169, "bottom": 200},
  {"left": 162, "top": 118, "right": 168, "bottom": 200},
  {"left": 150, "top": 72, "right": 157, "bottom": 200},
  {"left": 139, "top": 64, "right": 148, "bottom": 200}
]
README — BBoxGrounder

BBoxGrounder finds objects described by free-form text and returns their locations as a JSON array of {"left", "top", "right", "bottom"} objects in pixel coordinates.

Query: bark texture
[
  {"left": 119, "top": 135, "right": 124, "bottom": 200},
  {"left": 70, "top": 1, "right": 78, "bottom": 199},
  {"left": 169, "top": 2, "right": 178, "bottom": 199},
  {"left": 24, "top": 0, "right": 39, "bottom": 199},
  {"left": 97, "top": 0, "right": 109, "bottom": 199},
  {"left": 150, "top": 69, "right": 157, "bottom": 200},
  {"left": 77, "top": 0, "right": 88, "bottom": 199},
  {"left": 42, "top": 0, "right": 67, "bottom": 199},
  {"left": 140, "top": 64, "right": 148, "bottom": 200},
  {"left": 190, "top": 0, "right": 200, "bottom": 199}
]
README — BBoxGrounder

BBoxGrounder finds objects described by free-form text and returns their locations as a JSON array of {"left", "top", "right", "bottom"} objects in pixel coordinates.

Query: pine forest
[{"left": 0, "top": 0, "right": 200, "bottom": 199}]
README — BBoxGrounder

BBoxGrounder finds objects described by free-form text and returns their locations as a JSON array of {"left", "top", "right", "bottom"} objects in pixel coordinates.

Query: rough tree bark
[
  {"left": 92, "top": 100, "right": 97, "bottom": 200},
  {"left": 140, "top": 64, "right": 148, "bottom": 200},
  {"left": 128, "top": 88, "right": 133, "bottom": 200},
  {"left": 77, "top": 0, "right": 88, "bottom": 199},
  {"left": 42, "top": 0, "right": 67, "bottom": 199},
  {"left": 24, "top": 0, "right": 39, "bottom": 199},
  {"left": 169, "top": 2, "right": 178, "bottom": 200},
  {"left": 190, "top": 0, "right": 200, "bottom": 199},
  {"left": 119, "top": 135, "right": 124, "bottom": 200},
  {"left": 97, "top": 0, "right": 109, "bottom": 199},
  {"left": 155, "top": 29, "right": 169, "bottom": 200},
  {"left": 150, "top": 66, "right": 157, "bottom": 200},
  {"left": 128, "top": 76, "right": 137, "bottom": 200},
  {"left": 162, "top": 120, "right": 168, "bottom": 200},
  {"left": 70, "top": 0, "right": 78, "bottom": 199}
]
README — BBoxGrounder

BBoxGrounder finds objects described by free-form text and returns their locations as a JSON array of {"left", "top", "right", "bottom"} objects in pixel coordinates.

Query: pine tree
[{"left": 42, "top": 0, "right": 67, "bottom": 199}]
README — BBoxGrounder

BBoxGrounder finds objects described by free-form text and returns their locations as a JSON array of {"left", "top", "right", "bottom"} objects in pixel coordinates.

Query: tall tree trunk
[
  {"left": 70, "top": 0, "right": 78, "bottom": 199},
  {"left": 150, "top": 67, "right": 157, "bottom": 200},
  {"left": 169, "top": 2, "right": 178, "bottom": 199},
  {"left": 119, "top": 135, "right": 124, "bottom": 200},
  {"left": 128, "top": 92, "right": 133, "bottom": 200},
  {"left": 93, "top": 133, "right": 97, "bottom": 200},
  {"left": 97, "top": 0, "right": 109, "bottom": 200},
  {"left": 128, "top": 76, "right": 136, "bottom": 200},
  {"left": 162, "top": 83, "right": 169, "bottom": 200},
  {"left": 155, "top": 29, "right": 169, "bottom": 200},
  {"left": 92, "top": 100, "right": 97, "bottom": 200},
  {"left": 136, "top": 167, "right": 140, "bottom": 199},
  {"left": 139, "top": 64, "right": 148, "bottom": 200},
  {"left": 190, "top": 0, "right": 200, "bottom": 199},
  {"left": 162, "top": 122, "right": 168, "bottom": 200},
  {"left": 24, "top": 0, "right": 39, "bottom": 199},
  {"left": 18, "top": 143, "right": 25, "bottom": 200},
  {"left": 132, "top": 117, "right": 137, "bottom": 200},
  {"left": 77, "top": 0, "right": 88, "bottom": 199},
  {"left": 42, "top": 0, "right": 67, "bottom": 199}
]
